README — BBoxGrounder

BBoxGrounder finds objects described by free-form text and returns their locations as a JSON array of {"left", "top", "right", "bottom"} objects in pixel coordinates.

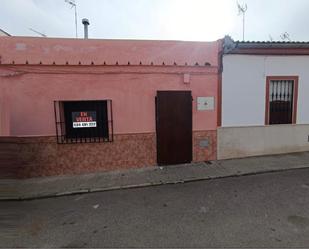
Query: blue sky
[{"left": 1, "top": 0, "right": 309, "bottom": 41}]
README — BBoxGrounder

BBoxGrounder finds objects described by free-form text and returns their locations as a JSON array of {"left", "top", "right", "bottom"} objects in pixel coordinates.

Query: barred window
[
  {"left": 266, "top": 77, "right": 298, "bottom": 125},
  {"left": 54, "top": 100, "right": 113, "bottom": 143}
]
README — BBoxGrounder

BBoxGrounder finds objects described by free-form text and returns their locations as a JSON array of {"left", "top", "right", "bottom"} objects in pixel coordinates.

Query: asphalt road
[{"left": 2, "top": 168, "right": 309, "bottom": 248}]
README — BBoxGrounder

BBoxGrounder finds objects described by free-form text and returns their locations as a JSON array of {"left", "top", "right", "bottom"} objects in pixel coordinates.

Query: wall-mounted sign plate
[
  {"left": 72, "top": 111, "right": 97, "bottom": 128},
  {"left": 197, "top": 97, "right": 215, "bottom": 111}
]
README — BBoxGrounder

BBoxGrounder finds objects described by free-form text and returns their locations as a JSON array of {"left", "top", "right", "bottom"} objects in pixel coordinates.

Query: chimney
[{"left": 82, "top": 18, "right": 90, "bottom": 39}]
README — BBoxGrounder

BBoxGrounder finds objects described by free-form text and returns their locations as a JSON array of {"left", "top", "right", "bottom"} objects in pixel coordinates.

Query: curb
[{"left": 2, "top": 165, "right": 309, "bottom": 201}]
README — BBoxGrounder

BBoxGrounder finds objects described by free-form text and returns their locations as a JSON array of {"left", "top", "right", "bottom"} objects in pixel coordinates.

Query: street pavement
[
  {"left": 1, "top": 168, "right": 309, "bottom": 248},
  {"left": 4, "top": 151, "right": 309, "bottom": 200}
]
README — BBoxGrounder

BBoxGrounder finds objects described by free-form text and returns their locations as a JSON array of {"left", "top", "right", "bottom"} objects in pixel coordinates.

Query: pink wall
[
  {"left": 1, "top": 66, "right": 218, "bottom": 136},
  {"left": 0, "top": 85, "right": 10, "bottom": 136},
  {"left": 0, "top": 37, "right": 221, "bottom": 136}
]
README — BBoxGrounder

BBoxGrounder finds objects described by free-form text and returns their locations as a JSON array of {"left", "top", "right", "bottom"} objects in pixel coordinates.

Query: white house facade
[{"left": 218, "top": 37, "right": 309, "bottom": 159}]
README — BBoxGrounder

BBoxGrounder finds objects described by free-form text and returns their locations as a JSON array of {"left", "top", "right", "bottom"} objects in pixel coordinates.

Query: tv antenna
[
  {"left": 268, "top": 34, "right": 273, "bottom": 42},
  {"left": 29, "top": 28, "right": 47, "bottom": 37},
  {"left": 280, "top": 32, "right": 291, "bottom": 41},
  {"left": 237, "top": 2, "right": 247, "bottom": 41},
  {"left": 65, "top": 0, "right": 78, "bottom": 38}
]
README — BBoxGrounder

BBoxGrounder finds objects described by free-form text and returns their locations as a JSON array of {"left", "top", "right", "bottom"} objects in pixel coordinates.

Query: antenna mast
[
  {"left": 65, "top": 0, "right": 78, "bottom": 38},
  {"left": 237, "top": 2, "right": 247, "bottom": 41}
]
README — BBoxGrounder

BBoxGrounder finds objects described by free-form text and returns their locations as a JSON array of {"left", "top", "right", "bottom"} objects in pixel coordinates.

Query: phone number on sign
[{"left": 73, "top": 122, "right": 97, "bottom": 128}]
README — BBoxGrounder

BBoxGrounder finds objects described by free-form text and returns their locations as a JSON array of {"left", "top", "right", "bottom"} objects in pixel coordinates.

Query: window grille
[
  {"left": 54, "top": 100, "right": 113, "bottom": 144},
  {"left": 268, "top": 80, "right": 294, "bottom": 125}
]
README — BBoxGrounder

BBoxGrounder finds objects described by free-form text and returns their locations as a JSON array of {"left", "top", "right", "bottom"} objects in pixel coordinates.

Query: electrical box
[{"left": 197, "top": 97, "right": 215, "bottom": 111}]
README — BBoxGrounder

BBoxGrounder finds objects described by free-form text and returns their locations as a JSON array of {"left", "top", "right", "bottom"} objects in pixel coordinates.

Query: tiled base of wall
[
  {"left": 193, "top": 130, "right": 217, "bottom": 162},
  {"left": 0, "top": 130, "right": 217, "bottom": 178},
  {"left": 1, "top": 134, "right": 156, "bottom": 178}
]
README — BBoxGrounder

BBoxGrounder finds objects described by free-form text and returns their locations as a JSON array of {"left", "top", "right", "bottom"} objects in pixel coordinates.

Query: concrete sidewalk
[{"left": 2, "top": 151, "right": 309, "bottom": 201}]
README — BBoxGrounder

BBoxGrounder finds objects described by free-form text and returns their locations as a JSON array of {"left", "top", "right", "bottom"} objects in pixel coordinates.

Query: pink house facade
[{"left": 0, "top": 37, "right": 222, "bottom": 178}]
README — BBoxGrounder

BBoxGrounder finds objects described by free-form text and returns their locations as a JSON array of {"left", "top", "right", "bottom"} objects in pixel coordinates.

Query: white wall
[
  {"left": 218, "top": 124, "right": 309, "bottom": 159},
  {"left": 222, "top": 55, "right": 309, "bottom": 126}
]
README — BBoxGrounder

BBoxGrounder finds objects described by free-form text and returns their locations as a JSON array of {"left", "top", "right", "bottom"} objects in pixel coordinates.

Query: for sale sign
[{"left": 72, "top": 111, "right": 97, "bottom": 128}]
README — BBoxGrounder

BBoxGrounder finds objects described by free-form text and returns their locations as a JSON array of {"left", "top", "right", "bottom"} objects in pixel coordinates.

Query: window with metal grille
[
  {"left": 54, "top": 100, "right": 113, "bottom": 143},
  {"left": 265, "top": 76, "right": 298, "bottom": 125}
]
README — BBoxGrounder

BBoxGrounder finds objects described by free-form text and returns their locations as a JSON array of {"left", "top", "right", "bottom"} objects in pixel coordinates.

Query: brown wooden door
[{"left": 156, "top": 91, "right": 192, "bottom": 165}]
